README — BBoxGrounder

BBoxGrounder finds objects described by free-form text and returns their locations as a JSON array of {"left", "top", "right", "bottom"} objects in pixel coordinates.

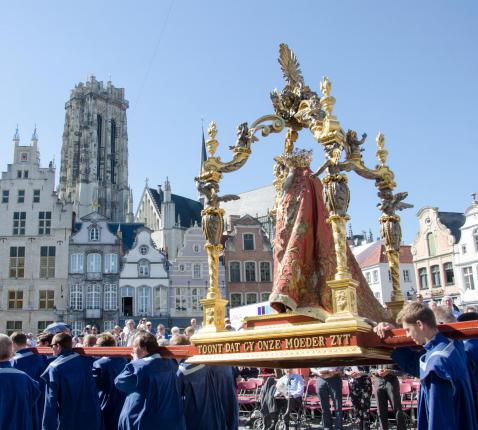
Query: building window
[
  {"left": 175, "top": 287, "right": 188, "bottom": 312},
  {"left": 245, "top": 262, "right": 256, "bottom": 282},
  {"left": 418, "top": 268, "right": 428, "bottom": 289},
  {"left": 138, "top": 260, "right": 150, "bottom": 277},
  {"left": 89, "top": 226, "right": 100, "bottom": 241},
  {"left": 372, "top": 270, "right": 379, "bottom": 283},
  {"left": 261, "top": 292, "right": 270, "bottom": 302},
  {"left": 474, "top": 229, "right": 478, "bottom": 252},
  {"left": 70, "top": 284, "right": 83, "bottom": 310},
  {"left": 138, "top": 287, "right": 151, "bottom": 314},
  {"left": 104, "top": 254, "right": 118, "bottom": 274},
  {"left": 38, "top": 211, "right": 51, "bottom": 235},
  {"left": 230, "top": 293, "right": 242, "bottom": 307},
  {"left": 33, "top": 189, "right": 40, "bottom": 203},
  {"left": 13, "top": 211, "right": 26, "bottom": 235},
  {"left": 374, "top": 292, "right": 382, "bottom": 300},
  {"left": 8, "top": 290, "right": 23, "bottom": 309},
  {"left": 139, "top": 245, "right": 148, "bottom": 255},
  {"left": 444, "top": 262, "right": 454, "bottom": 285},
  {"left": 103, "top": 321, "right": 115, "bottom": 332},
  {"left": 193, "top": 244, "right": 201, "bottom": 253},
  {"left": 426, "top": 232, "right": 436, "bottom": 257},
  {"left": 23, "top": 170, "right": 28, "bottom": 178},
  {"left": 179, "top": 264, "right": 185, "bottom": 272},
  {"left": 71, "top": 321, "right": 83, "bottom": 337},
  {"left": 86, "top": 284, "right": 101, "bottom": 309},
  {"left": 388, "top": 270, "right": 391, "bottom": 281},
  {"left": 9, "top": 246, "right": 25, "bottom": 278},
  {"left": 37, "top": 321, "right": 53, "bottom": 333},
  {"left": 104, "top": 284, "right": 118, "bottom": 311},
  {"left": 6, "top": 321, "right": 22, "bottom": 336},
  {"left": 20, "top": 152, "right": 28, "bottom": 162},
  {"left": 17, "top": 190, "right": 25, "bottom": 203},
  {"left": 229, "top": 262, "right": 241, "bottom": 282},
  {"left": 17, "top": 170, "right": 22, "bottom": 178},
  {"left": 87, "top": 253, "right": 102, "bottom": 273},
  {"left": 463, "top": 266, "right": 475, "bottom": 290},
  {"left": 40, "top": 246, "right": 56, "bottom": 278},
  {"left": 365, "top": 272, "right": 371, "bottom": 284},
  {"left": 191, "top": 287, "right": 206, "bottom": 311},
  {"left": 243, "top": 233, "right": 255, "bottom": 251},
  {"left": 403, "top": 270, "right": 411, "bottom": 283},
  {"left": 39, "top": 290, "right": 54, "bottom": 310},
  {"left": 246, "top": 293, "right": 258, "bottom": 305},
  {"left": 2, "top": 190, "right": 9, "bottom": 203},
  {"left": 192, "top": 263, "right": 201, "bottom": 279},
  {"left": 462, "top": 244, "right": 467, "bottom": 254},
  {"left": 430, "top": 265, "right": 441, "bottom": 288},
  {"left": 70, "top": 253, "right": 84, "bottom": 273},
  {"left": 260, "top": 262, "right": 271, "bottom": 282}
]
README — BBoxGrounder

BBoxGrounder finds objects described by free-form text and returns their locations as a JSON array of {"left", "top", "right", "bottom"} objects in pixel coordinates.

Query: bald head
[{"left": 0, "top": 334, "right": 13, "bottom": 361}]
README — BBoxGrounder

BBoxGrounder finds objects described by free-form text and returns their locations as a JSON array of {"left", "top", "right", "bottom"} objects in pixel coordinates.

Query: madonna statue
[{"left": 269, "top": 149, "right": 389, "bottom": 323}]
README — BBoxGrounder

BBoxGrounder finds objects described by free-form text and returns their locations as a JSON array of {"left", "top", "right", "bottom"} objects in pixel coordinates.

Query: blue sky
[{"left": 0, "top": 1, "right": 476, "bottom": 243}]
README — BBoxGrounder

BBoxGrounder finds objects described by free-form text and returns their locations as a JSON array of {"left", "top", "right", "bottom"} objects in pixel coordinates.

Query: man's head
[
  {"left": 146, "top": 322, "right": 152, "bottom": 332},
  {"left": 10, "top": 331, "right": 28, "bottom": 352},
  {"left": 125, "top": 320, "right": 135, "bottom": 330},
  {"left": 51, "top": 333, "right": 73, "bottom": 356},
  {"left": 113, "top": 325, "right": 122, "bottom": 335},
  {"left": 190, "top": 318, "right": 197, "bottom": 327},
  {"left": 396, "top": 302, "right": 438, "bottom": 345},
  {"left": 441, "top": 296, "right": 453, "bottom": 310},
  {"left": 91, "top": 326, "right": 98, "bottom": 335},
  {"left": 157, "top": 324, "right": 165, "bottom": 335},
  {"left": 171, "top": 326, "right": 180, "bottom": 336},
  {"left": 38, "top": 332, "right": 53, "bottom": 346},
  {"left": 83, "top": 334, "right": 97, "bottom": 347},
  {"left": 169, "top": 334, "right": 191, "bottom": 346},
  {"left": 84, "top": 325, "right": 91, "bottom": 334},
  {"left": 416, "top": 294, "right": 424, "bottom": 304},
  {"left": 433, "top": 306, "right": 456, "bottom": 324},
  {"left": 184, "top": 326, "right": 195, "bottom": 338},
  {"left": 132, "top": 331, "right": 158, "bottom": 360},
  {"left": 0, "top": 334, "right": 13, "bottom": 361},
  {"left": 96, "top": 332, "right": 116, "bottom": 347}
]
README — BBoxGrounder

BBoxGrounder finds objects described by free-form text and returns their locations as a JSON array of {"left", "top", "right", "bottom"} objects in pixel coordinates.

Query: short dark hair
[
  {"left": 38, "top": 332, "right": 54, "bottom": 346},
  {"left": 52, "top": 332, "right": 73, "bottom": 350},
  {"left": 457, "top": 312, "right": 478, "bottom": 322},
  {"left": 10, "top": 331, "right": 27, "bottom": 346},
  {"left": 96, "top": 332, "right": 116, "bottom": 347},
  {"left": 397, "top": 302, "right": 437, "bottom": 328},
  {"left": 134, "top": 331, "right": 158, "bottom": 353}
]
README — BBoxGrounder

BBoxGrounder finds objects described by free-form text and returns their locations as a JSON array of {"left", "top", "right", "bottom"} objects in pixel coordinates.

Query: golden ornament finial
[
  {"left": 320, "top": 76, "right": 331, "bottom": 97},
  {"left": 206, "top": 121, "right": 219, "bottom": 157},
  {"left": 376, "top": 132, "right": 385, "bottom": 150}
]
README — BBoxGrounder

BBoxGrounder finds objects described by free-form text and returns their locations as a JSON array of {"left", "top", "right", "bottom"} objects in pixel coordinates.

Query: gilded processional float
[{"left": 34, "top": 44, "right": 478, "bottom": 365}]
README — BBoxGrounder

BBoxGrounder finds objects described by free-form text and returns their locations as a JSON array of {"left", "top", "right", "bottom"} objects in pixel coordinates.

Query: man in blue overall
[
  {"left": 41, "top": 332, "right": 102, "bottom": 430},
  {"left": 375, "top": 302, "right": 478, "bottom": 430}
]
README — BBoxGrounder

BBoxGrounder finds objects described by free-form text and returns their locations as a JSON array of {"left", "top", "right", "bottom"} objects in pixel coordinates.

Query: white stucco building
[
  {"left": 455, "top": 196, "right": 478, "bottom": 306},
  {"left": 0, "top": 129, "right": 73, "bottom": 334}
]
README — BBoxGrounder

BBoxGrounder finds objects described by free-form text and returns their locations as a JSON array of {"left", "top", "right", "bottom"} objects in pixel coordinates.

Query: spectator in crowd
[
  {"left": 441, "top": 295, "right": 460, "bottom": 319},
  {"left": 93, "top": 332, "right": 127, "bottom": 430},
  {"left": 433, "top": 306, "right": 456, "bottom": 324},
  {"left": 429, "top": 301, "right": 438, "bottom": 311},
  {"left": 11, "top": 331, "right": 48, "bottom": 428},
  {"left": 466, "top": 305, "right": 477, "bottom": 313},
  {"left": 345, "top": 366, "right": 372, "bottom": 430},
  {"left": 156, "top": 324, "right": 168, "bottom": 345},
  {"left": 190, "top": 318, "right": 198, "bottom": 331},
  {"left": 171, "top": 326, "right": 180, "bottom": 337},
  {"left": 457, "top": 312, "right": 478, "bottom": 392},
  {"left": 0, "top": 334, "right": 40, "bottom": 430},
  {"left": 371, "top": 365, "right": 406, "bottom": 430},
  {"left": 311, "top": 367, "right": 343, "bottom": 430},
  {"left": 375, "top": 302, "right": 478, "bottom": 430},
  {"left": 83, "top": 334, "right": 97, "bottom": 347},
  {"left": 41, "top": 332, "right": 102, "bottom": 430},
  {"left": 122, "top": 319, "right": 137, "bottom": 347},
  {"left": 37, "top": 332, "right": 54, "bottom": 347},
  {"left": 115, "top": 331, "right": 185, "bottom": 430},
  {"left": 83, "top": 325, "right": 92, "bottom": 335},
  {"left": 145, "top": 321, "right": 154, "bottom": 333},
  {"left": 113, "top": 325, "right": 123, "bottom": 345},
  {"left": 170, "top": 334, "right": 190, "bottom": 346},
  {"left": 184, "top": 326, "right": 195, "bottom": 338},
  {"left": 224, "top": 318, "right": 234, "bottom": 331},
  {"left": 27, "top": 332, "right": 37, "bottom": 347},
  {"left": 91, "top": 325, "right": 98, "bottom": 335},
  {"left": 273, "top": 369, "right": 304, "bottom": 429},
  {"left": 415, "top": 294, "right": 424, "bottom": 304}
]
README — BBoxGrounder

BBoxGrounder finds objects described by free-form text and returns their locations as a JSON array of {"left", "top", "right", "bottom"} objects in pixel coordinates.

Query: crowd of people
[{"left": 1, "top": 297, "right": 478, "bottom": 430}]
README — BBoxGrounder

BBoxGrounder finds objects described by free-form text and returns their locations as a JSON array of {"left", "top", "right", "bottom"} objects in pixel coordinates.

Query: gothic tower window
[
  {"left": 111, "top": 119, "right": 116, "bottom": 184},
  {"left": 97, "top": 114, "right": 103, "bottom": 180}
]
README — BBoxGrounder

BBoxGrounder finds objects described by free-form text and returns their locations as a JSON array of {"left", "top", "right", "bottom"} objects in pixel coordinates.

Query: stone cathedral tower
[{"left": 59, "top": 76, "right": 131, "bottom": 222}]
